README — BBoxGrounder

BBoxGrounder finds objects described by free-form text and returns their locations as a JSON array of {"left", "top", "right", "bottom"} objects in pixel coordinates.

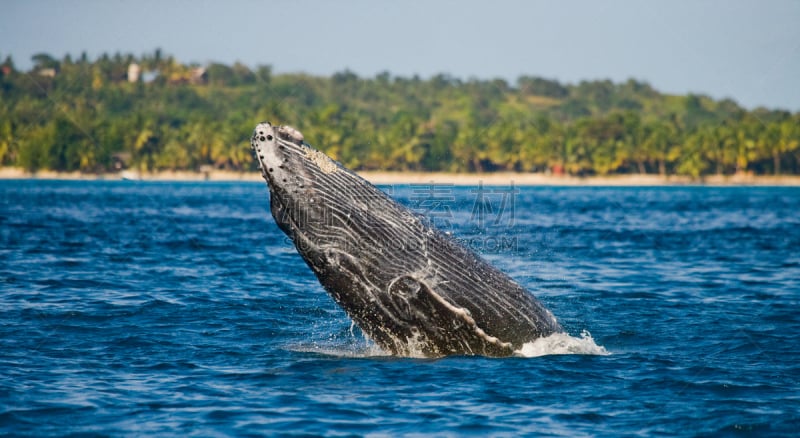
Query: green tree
[{"left": 0, "top": 49, "right": 798, "bottom": 177}]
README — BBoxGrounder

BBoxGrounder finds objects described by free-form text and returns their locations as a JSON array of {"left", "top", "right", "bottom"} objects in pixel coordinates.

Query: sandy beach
[{"left": 2, "top": 167, "right": 800, "bottom": 186}]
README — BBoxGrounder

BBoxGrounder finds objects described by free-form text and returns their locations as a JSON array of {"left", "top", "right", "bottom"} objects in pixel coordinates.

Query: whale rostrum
[{"left": 251, "top": 122, "right": 562, "bottom": 357}]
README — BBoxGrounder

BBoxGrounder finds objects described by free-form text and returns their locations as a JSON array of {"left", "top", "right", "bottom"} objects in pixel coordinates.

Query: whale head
[{"left": 250, "top": 122, "right": 354, "bottom": 247}]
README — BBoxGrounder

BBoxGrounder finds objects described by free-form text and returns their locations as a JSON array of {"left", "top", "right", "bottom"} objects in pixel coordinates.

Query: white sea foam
[{"left": 515, "top": 330, "right": 610, "bottom": 357}]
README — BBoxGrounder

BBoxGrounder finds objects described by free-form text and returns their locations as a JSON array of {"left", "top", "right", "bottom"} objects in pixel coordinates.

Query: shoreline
[{"left": 2, "top": 167, "right": 800, "bottom": 186}]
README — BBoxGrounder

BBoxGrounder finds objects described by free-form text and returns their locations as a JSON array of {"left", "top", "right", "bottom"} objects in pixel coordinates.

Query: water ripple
[{"left": 1, "top": 182, "right": 798, "bottom": 436}]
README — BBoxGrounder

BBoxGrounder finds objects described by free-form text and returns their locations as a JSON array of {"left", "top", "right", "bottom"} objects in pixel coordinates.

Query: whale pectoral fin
[{"left": 386, "top": 276, "right": 515, "bottom": 357}]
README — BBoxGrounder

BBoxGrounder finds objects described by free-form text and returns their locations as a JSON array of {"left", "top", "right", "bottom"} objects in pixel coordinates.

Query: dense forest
[{"left": 1, "top": 50, "right": 799, "bottom": 176}]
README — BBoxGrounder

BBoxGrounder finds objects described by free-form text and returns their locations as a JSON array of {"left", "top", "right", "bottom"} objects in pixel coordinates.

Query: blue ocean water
[{"left": 1, "top": 180, "right": 799, "bottom": 436}]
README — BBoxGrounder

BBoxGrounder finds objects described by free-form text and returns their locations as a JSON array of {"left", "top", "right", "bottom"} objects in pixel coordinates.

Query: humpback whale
[{"left": 251, "top": 122, "right": 562, "bottom": 357}]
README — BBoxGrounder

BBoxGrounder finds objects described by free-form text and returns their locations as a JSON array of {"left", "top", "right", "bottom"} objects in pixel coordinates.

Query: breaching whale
[{"left": 251, "top": 122, "right": 562, "bottom": 357}]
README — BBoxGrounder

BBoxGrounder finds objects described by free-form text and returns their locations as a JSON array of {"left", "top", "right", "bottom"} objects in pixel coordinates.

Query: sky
[{"left": 2, "top": 0, "right": 799, "bottom": 111}]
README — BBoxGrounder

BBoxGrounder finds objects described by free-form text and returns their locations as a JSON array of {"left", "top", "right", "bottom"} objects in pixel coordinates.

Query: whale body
[{"left": 251, "top": 122, "right": 562, "bottom": 357}]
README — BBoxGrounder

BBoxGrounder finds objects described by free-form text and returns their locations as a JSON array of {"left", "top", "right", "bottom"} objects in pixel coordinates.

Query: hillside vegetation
[{"left": 1, "top": 50, "right": 798, "bottom": 176}]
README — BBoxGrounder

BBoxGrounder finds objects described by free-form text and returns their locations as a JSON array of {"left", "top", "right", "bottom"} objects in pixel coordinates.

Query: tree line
[{"left": 1, "top": 50, "right": 798, "bottom": 177}]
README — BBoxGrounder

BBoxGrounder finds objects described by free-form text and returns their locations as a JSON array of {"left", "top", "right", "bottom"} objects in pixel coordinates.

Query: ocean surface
[{"left": 1, "top": 180, "right": 799, "bottom": 436}]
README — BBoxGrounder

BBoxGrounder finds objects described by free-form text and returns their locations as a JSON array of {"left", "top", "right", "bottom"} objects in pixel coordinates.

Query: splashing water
[
  {"left": 288, "top": 342, "right": 388, "bottom": 358},
  {"left": 516, "top": 330, "right": 610, "bottom": 357},
  {"left": 291, "top": 329, "right": 608, "bottom": 359}
]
